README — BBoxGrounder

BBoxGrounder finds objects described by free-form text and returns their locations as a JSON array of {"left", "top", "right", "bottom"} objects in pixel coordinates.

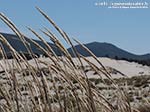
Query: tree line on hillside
[{"left": 114, "top": 55, "right": 150, "bottom": 66}]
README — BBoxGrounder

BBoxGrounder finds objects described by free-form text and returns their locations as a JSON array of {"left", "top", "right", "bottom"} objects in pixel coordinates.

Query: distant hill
[
  {"left": 0, "top": 33, "right": 150, "bottom": 66},
  {"left": 0, "top": 33, "right": 61, "bottom": 59},
  {"left": 67, "top": 42, "right": 150, "bottom": 66},
  {"left": 67, "top": 42, "right": 150, "bottom": 60}
]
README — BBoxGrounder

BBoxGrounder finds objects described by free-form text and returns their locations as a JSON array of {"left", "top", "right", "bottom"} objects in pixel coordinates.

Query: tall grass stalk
[{"left": 0, "top": 7, "right": 142, "bottom": 112}]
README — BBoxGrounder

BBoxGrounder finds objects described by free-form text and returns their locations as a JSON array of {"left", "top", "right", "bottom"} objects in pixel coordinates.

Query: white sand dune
[
  {"left": 0, "top": 57, "right": 150, "bottom": 79},
  {"left": 72, "top": 57, "right": 150, "bottom": 78}
]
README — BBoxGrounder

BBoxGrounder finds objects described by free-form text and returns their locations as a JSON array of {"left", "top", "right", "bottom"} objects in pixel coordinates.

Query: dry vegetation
[{"left": 0, "top": 7, "right": 150, "bottom": 112}]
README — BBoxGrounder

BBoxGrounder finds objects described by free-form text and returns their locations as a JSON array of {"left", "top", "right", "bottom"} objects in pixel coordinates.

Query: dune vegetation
[{"left": 0, "top": 7, "right": 149, "bottom": 112}]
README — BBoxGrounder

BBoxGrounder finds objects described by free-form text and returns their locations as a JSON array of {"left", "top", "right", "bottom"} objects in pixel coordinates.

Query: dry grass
[
  {"left": 0, "top": 7, "right": 148, "bottom": 112},
  {"left": 136, "top": 104, "right": 150, "bottom": 112}
]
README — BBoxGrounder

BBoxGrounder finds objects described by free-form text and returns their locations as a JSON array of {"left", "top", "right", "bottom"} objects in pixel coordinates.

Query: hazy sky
[{"left": 0, "top": 0, "right": 150, "bottom": 54}]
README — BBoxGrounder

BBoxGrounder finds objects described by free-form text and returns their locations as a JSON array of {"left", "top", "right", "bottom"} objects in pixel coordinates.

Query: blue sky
[{"left": 0, "top": 0, "right": 150, "bottom": 54}]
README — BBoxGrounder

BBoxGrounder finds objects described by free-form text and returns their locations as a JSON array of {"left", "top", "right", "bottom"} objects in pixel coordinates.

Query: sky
[{"left": 0, "top": 0, "right": 150, "bottom": 55}]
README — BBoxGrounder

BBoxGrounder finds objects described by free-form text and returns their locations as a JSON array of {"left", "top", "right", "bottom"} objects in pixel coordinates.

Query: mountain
[
  {"left": 67, "top": 42, "right": 150, "bottom": 60},
  {"left": 1, "top": 33, "right": 150, "bottom": 65},
  {"left": 0, "top": 33, "right": 61, "bottom": 58}
]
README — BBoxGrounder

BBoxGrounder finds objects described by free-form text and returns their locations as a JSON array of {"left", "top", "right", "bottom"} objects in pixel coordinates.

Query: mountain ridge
[
  {"left": 0, "top": 32, "right": 150, "bottom": 63},
  {"left": 0, "top": 32, "right": 61, "bottom": 58},
  {"left": 68, "top": 41, "right": 150, "bottom": 60}
]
